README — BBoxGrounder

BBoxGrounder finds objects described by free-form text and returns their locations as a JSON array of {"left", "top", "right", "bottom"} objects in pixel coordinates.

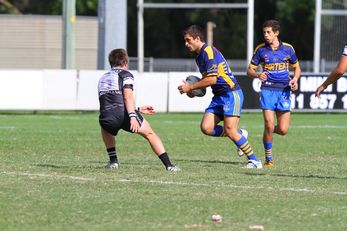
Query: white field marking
[
  {"left": 162, "top": 121, "right": 347, "bottom": 129},
  {"left": 116, "top": 179, "right": 347, "bottom": 196},
  {"left": 163, "top": 120, "right": 200, "bottom": 125},
  {"left": 245, "top": 125, "right": 347, "bottom": 129},
  {"left": 48, "top": 116, "right": 82, "bottom": 120},
  {"left": 1, "top": 171, "right": 95, "bottom": 181},
  {"left": 292, "top": 125, "right": 347, "bottom": 129},
  {"left": 1, "top": 171, "right": 346, "bottom": 195},
  {"left": 0, "top": 126, "right": 15, "bottom": 129}
]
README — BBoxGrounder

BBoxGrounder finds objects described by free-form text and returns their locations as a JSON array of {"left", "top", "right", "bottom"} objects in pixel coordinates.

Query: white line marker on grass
[
  {"left": 1, "top": 171, "right": 346, "bottom": 195},
  {"left": 117, "top": 179, "right": 347, "bottom": 195},
  {"left": 0, "top": 126, "right": 15, "bottom": 129},
  {"left": 2, "top": 171, "right": 95, "bottom": 181}
]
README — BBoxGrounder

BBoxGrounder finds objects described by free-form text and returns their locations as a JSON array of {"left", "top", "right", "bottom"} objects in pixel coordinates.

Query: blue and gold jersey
[
  {"left": 250, "top": 41, "right": 299, "bottom": 90},
  {"left": 196, "top": 44, "right": 240, "bottom": 95}
]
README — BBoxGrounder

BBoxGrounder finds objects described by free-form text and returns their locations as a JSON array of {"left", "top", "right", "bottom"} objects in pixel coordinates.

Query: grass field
[{"left": 0, "top": 112, "right": 346, "bottom": 231}]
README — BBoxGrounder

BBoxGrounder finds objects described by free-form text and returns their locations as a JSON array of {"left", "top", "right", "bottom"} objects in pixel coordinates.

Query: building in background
[{"left": 0, "top": 14, "right": 98, "bottom": 69}]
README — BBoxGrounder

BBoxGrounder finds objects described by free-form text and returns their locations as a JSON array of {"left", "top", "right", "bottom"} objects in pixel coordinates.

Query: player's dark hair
[
  {"left": 108, "top": 48, "right": 129, "bottom": 67},
  {"left": 183, "top": 25, "right": 205, "bottom": 42},
  {"left": 263, "top": 20, "right": 280, "bottom": 33}
]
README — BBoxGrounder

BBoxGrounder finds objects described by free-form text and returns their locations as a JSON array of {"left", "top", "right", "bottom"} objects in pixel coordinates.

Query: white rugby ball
[{"left": 185, "top": 75, "right": 206, "bottom": 97}]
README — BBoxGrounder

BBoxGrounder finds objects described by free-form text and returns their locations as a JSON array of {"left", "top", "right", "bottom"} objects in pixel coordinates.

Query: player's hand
[
  {"left": 186, "top": 91, "right": 195, "bottom": 98},
  {"left": 289, "top": 78, "right": 298, "bottom": 91},
  {"left": 258, "top": 72, "right": 268, "bottom": 82},
  {"left": 140, "top": 105, "right": 154, "bottom": 115},
  {"left": 315, "top": 85, "right": 326, "bottom": 98},
  {"left": 178, "top": 80, "right": 192, "bottom": 94},
  {"left": 130, "top": 117, "right": 140, "bottom": 133}
]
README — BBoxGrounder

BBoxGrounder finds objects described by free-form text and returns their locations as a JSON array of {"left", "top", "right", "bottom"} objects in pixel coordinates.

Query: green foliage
[
  {"left": 0, "top": 0, "right": 97, "bottom": 15},
  {"left": 275, "top": 0, "right": 315, "bottom": 59},
  {"left": 76, "top": 0, "right": 97, "bottom": 16},
  {"left": 0, "top": 0, "right": 316, "bottom": 59},
  {"left": 0, "top": 112, "right": 346, "bottom": 230}
]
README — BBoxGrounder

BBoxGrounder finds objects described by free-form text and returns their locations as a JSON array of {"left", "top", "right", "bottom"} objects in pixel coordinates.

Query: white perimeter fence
[
  {"left": 0, "top": 70, "right": 346, "bottom": 112},
  {"left": 0, "top": 70, "right": 214, "bottom": 112}
]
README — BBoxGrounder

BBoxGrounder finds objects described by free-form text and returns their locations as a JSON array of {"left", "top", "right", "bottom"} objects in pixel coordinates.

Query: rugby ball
[{"left": 185, "top": 75, "right": 206, "bottom": 97}]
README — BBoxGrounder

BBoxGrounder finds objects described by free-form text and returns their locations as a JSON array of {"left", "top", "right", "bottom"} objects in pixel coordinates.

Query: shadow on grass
[
  {"left": 244, "top": 172, "right": 347, "bottom": 180},
  {"left": 35, "top": 159, "right": 244, "bottom": 170},
  {"left": 174, "top": 159, "right": 243, "bottom": 165},
  {"left": 36, "top": 164, "right": 66, "bottom": 168},
  {"left": 88, "top": 161, "right": 147, "bottom": 165},
  {"left": 36, "top": 163, "right": 104, "bottom": 169}
]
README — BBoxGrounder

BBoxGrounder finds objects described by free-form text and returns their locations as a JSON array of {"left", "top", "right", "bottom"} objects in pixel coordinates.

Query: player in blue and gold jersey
[
  {"left": 247, "top": 20, "right": 301, "bottom": 167},
  {"left": 178, "top": 25, "right": 262, "bottom": 168}
]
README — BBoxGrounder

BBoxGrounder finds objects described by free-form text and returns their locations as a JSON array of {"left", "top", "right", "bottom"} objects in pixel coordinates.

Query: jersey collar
[
  {"left": 196, "top": 43, "right": 208, "bottom": 58},
  {"left": 265, "top": 40, "right": 283, "bottom": 51}
]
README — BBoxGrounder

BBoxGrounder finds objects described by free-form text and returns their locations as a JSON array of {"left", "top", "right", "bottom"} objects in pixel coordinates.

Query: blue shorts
[
  {"left": 205, "top": 90, "right": 244, "bottom": 118},
  {"left": 260, "top": 89, "right": 291, "bottom": 111}
]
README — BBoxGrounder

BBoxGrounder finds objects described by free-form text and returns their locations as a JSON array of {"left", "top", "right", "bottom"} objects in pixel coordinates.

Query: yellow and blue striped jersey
[
  {"left": 250, "top": 41, "right": 299, "bottom": 90},
  {"left": 196, "top": 44, "right": 240, "bottom": 95}
]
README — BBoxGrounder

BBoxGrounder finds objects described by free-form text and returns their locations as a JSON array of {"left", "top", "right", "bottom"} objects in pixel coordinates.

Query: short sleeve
[
  {"left": 288, "top": 46, "right": 298, "bottom": 65},
  {"left": 249, "top": 49, "right": 261, "bottom": 69},
  {"left": 342, "top": 44, "right": 347, "bottom": 56},
  {"left": 203, "top": 46, "right": 218, "bottom": 76},
  {"left": 120, "top": 70, "right": 134, "bottom": 88}
]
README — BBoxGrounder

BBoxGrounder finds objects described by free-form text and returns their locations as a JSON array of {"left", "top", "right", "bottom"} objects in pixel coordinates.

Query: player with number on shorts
[
  {"left": 247, "top": 20, "right": 301, "bottom": 167},
  {"left": 178, "top": 25, "right": 262, "bottom": 169}
]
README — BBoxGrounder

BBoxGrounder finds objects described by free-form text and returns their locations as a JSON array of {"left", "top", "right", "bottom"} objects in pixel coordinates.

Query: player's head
[
  {"left": 183, "top": 25, "right": 205, "bottom": 53},
  {"left": 262, "top": 20, "right": 280, "bottom": 44},
  {"left": 108, "top": 48, "right": 129, "bottom": 68}
]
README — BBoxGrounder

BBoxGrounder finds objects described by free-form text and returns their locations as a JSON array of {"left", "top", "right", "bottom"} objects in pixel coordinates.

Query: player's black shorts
[{"left": 99, "top": 108, "right": 144, "bottom": 136}]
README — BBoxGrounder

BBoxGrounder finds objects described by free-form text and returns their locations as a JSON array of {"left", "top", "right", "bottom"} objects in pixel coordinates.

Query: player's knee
[
  {"left": 265, "top": 123, "right": 275, "bottom": 132},
  {"left": 140, "top": 129, "right": 155, "bottom": 140},
  {"left": 200, "top": 125, "right": 213, "bottom": 136},
  {"left": 276, "top": 127, "right": 288, "bottom": 136}
]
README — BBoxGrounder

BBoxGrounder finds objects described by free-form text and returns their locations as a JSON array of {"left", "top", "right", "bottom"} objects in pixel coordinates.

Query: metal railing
[{"left": 129, "top": 57, "right": 332, "bottom": 73}]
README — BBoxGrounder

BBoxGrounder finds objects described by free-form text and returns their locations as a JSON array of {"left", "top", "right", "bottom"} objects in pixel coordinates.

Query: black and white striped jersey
[{"left": 98, "top": 68, "right": 134, "bottom": 113}]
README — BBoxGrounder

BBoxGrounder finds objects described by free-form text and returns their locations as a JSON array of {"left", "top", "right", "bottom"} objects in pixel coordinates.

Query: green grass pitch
[{"left": 0, "top": 112, "right": 346, "bottom": 231}]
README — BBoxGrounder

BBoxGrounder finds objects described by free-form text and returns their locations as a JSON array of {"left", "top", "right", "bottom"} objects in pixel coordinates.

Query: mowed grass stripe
[
  {"left": 0, "top": 112, "right": 346, "bottom": 231},
  {"left": 2, "top": 171, "right": 346, "bottom": 196}
]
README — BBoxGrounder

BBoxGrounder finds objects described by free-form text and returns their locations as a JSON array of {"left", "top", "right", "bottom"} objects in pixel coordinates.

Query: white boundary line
[
  {"left": 1, "top": 171, "right": 346, "bottom": 195},
  {"left": 117, "top": 179, "right": 347, "bottom": 195},
  {"left": 2, "top": 171, "right": 96, "bottom": 181},
  {"left": 163, "top": 121, "right": 347, "bottom": 129},
  {"left": 0, "top": 126, "right": 15, "bottom": 129}
]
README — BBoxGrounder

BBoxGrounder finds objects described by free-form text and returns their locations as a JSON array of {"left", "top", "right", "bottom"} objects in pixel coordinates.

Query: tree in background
[
  {"left": 127, "top": 0, "right": 250, "bottom": 59},
  {"left": 250, "top": 0, "right": 314, "bottom": 60},
  {"left": 0, "top": 0, "right": 315, "bottom": 60},
  {"left": 0, "top": 0, "right": 97, "bottom": 15},
  {"left": 127, "top": 0, "right": 315, "bottom": 60},
  {"left": 275, "top": 0, "right": 315, "bottom": 60}
]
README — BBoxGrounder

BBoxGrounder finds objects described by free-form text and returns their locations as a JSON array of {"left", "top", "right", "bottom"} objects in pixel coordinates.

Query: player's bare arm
[
  {"left": 315, "top": 55, "right": 347, "bottom": 98},
  {"left": 247, "top": 66, "right": 268, "bottom": 82},
  {"left": 123, "top": 88, "right": 140, "bottom": 132},
  {"left": 178, "top": 74, "right": 216, "bottom": 94},
  {"left": 289, "top": 64, "right": 301, "bottom": 91}
]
